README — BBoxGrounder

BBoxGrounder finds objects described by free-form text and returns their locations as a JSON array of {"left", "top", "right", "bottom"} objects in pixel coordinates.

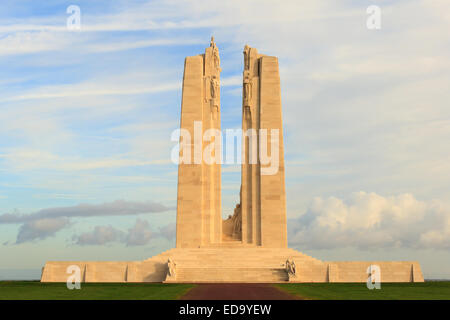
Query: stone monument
[{"left": 41, "top": 39, "right": 424, "bottom": 283}]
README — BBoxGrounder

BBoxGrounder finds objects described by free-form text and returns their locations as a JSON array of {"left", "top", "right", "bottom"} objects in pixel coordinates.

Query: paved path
[{"left": 180, "top": 283, "right": 300, "bottom": 300}]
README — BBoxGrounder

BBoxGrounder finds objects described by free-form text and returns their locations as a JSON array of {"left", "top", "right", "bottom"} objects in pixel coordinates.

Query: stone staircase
[
  {"left": 171, "top": 267, "right": 288, "bottom": 283},
  {"left": 142, "top": 247, "right": 325, "bottom": 283}
]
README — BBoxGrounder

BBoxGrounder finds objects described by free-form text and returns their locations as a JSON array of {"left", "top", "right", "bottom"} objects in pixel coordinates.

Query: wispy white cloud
[
  {"left": 0, "top": 31, "right": 72, "bottom": 56},
  {"left": 220, "top": 75, "right": 241, "bottom": 87},
  {"left": 0, "top": 149, "right": 170, "bottom": 171},
  {"left": 2, "top": 82, "right": 181, "bottom": 102},
  {"left": 88, "top": 38, "right": 205, "bottom": 52},
  {"left": 3, "top": 73, "right": 240, "bottom": 102}
]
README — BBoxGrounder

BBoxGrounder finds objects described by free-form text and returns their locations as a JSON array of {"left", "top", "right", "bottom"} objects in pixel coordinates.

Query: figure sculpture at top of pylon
[{"left": 210, "top": 36, "right": 221, "bottom": 72}]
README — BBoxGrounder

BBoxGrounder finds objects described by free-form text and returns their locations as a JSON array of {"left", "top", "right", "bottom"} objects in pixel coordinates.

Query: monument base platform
[{"left": 41, "top": 247, "right": 424, "bottom": 283}]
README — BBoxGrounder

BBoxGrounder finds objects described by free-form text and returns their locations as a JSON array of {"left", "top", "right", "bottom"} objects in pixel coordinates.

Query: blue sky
[{"left": 1, "top": 0, "right": 449, "bottom": 280}]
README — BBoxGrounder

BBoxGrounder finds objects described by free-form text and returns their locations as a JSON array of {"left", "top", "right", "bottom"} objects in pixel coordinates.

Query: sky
[{"left": 0, "top": 0, "right": 449, "bottom": 280}]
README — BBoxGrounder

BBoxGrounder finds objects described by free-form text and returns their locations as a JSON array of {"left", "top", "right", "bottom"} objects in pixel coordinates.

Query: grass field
[
  {"left": 0, "top": 281, "right": 194, "bottom": 300},
  {"left": 1, "top": 281, "right": 449, "bottom": 300},
  {"left": 275, "top": 282, "right": 450, "bottom": 300}
]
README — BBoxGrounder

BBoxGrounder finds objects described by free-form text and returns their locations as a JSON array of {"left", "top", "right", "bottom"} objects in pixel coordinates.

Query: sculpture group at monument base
[{"left": 41, "top": 247, "right": 424, "bottom": 283}]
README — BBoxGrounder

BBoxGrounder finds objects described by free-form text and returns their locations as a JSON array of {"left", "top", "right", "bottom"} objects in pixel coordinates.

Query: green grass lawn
[
  {"left": 2, "top": 281, "right": 449, "bottom": 300},
  {"left": 275, "top": 282, "right": 450, "bottom": 300},
  {"left": 0, "top": 281, "right": 194, "bottom": 300}
]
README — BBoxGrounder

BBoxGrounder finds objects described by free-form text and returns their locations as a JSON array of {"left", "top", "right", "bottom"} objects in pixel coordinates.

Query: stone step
[
  {"left": 144, "top": 248, "right": 324, "bottom": 269},
  {"left": 167, "top": 267, "right": 289, "bottom": 283},
  {"left": 149, "top": 258, "right": 319, "bottom": 266}
]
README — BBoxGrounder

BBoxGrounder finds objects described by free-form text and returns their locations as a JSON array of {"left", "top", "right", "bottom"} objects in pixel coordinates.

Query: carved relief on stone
[
  {"left": 243, "top": 70, "right": 252, "bottom": 120},
  {"left": 243, "top": 73, "right": 252, "bottom": 104},
  {"left": 203, "top": 77, "right": 209, "bottom": 102},
  {"left": 210, "top": 76, "right": 220, "bottom": 119}
]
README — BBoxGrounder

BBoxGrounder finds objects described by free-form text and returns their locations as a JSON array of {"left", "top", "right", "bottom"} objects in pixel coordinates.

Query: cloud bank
[
  {"left": 72, "top": 219, "right": 161, "bottom": 246},
  {"left": 289, "top": 192, "right": 450, "bottom": 250},
  {"left": 16, "top": 218, "right": 71, "bottom": 244},
  {"left": 72, "top": 225, "right": 125, "bottom": 246},
  {"left": 0, "top": 200, "right": 170, "bottom": 243},
  {"left": 0, "top": 200, "right": 170, "bottom": 224}
]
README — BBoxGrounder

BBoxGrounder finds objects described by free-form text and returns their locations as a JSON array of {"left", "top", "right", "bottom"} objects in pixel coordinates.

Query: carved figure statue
[
  {"left": 211, "top": 76, "right": 219, "bottom": 99},
  {"left": 285, "top": 258, "right": 296, "bottom": 277},
  {"left": 243, "top": 70, "right": 252, "bottom": 103},
  {"left": 232, "top": 204, "right": 242, "bottom": 236},
  {"left": 167, "top": 258, "right": 176, "bottom": 278},
  {"left": 243, "top": 71, "right": 252, "bottom": 121},
  {"left": 213, "top": 47, "right": 221, "bottom": 71},
  {"left": 210, "top": 76, "right": 220, "bottom": 119},
  {"left": 243, "top": 44, "right": 250, "bottom": 70},
  {"left": 244, "top": 106, "right": 251, "bottom": 121},
  {"left": 210, "top": 36, "right": 221, "bottom": 72}
]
